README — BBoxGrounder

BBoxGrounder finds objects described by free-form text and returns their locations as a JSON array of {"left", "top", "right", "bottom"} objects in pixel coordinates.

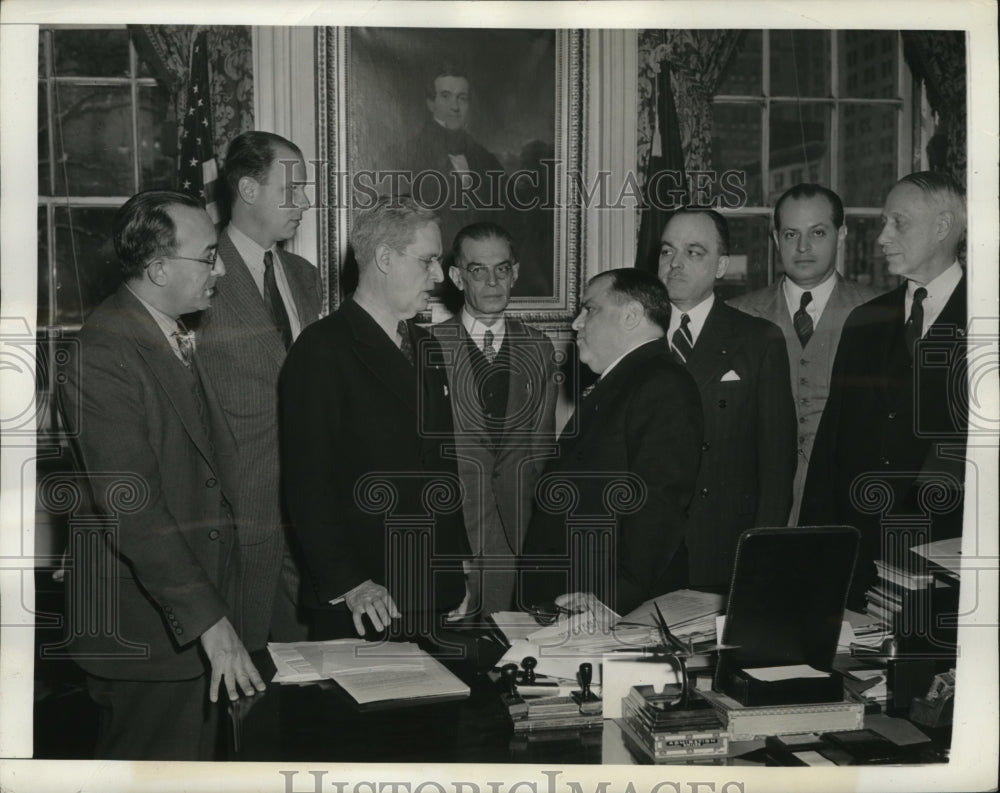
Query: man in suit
[
  {"left": 659, "top": 208, "right": 797, "bottom": 588},
  {"left": 519, "top": 269, "right": 703, "bottom": 615},
  {"left": 403, "top": 64, "right": 506, "bottom": 250},
  {"left": 59, "top": 190, "right": 264, "bottom": 760},
  {"left": 431, "top": 222, "right": 558, "bottom": 621},
  {"left": 729, "top": 184, "right": 883, "bottom": 524},
  {"left": 193, "top": 131, "right": 321, "bottom": 652},
  {"left": 801, "top": 172, "right": 968, "bottom": 604},
  {"left": 280, "top": 196, "right": 470, "bottom": 640}
]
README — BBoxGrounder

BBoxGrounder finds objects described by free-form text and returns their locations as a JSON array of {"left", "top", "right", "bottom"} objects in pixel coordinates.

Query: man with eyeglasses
[
  {"left": 280, "top": 195, "right": 470, "bottom": 640},
  {"left": 193, "top": 131, "right": 321, "bottom": 653},
  {"left": 59, "top": 190, "right": 264, "bottom": 759},
  {"left": 430, "top": 222, "right": 558, "bottom": 621}
]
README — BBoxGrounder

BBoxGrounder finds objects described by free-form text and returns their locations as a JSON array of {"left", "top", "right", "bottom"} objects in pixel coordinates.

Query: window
[
  {"left": 713, "top": 31, "right": 908, "bottom": 296},
  {"left": 37, "top": 27, "right": 175, "bottom": 431}
]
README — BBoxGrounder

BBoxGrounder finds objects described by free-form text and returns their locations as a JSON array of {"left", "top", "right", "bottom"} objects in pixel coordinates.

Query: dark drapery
[
  {"left": 901, "top": 31, "right": 967, "bottom": 188},
  {"left": 129, "top": 25, "right": 254, "bottom": 168},
  {"left": 635, "top": 30, "right": 743, "bottom": 269}
]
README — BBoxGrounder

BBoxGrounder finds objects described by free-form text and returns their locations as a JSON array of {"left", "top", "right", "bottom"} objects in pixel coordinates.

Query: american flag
[{"left": 178, "top": 30, "right": 220, "bottom": 225}]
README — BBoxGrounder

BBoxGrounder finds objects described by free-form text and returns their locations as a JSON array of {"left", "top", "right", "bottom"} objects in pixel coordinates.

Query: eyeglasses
[
  {"left": 159, "top": 253, "right": 219, "bottom": 268},
  {"left": 462, "top": 262, "right": 515, "bottom": 282},
  {"left": 394, "top": 249, "right": 443, "bottom": 269}
]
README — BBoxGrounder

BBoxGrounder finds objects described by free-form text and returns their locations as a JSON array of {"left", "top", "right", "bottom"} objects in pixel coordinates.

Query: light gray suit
[
  {"left": 431, "top": 315, "right": 558, "bottom": 618},
  {"left": 728, "top": 273, "right": 883, "bottom": 524},
  {"left": 192, "top": 228, "right": 322, "bottom": 650}
]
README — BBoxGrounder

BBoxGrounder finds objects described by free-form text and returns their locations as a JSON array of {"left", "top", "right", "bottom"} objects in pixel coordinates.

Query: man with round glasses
[{"left": 431, "top": 222, "right": 558, "bottom": 621}]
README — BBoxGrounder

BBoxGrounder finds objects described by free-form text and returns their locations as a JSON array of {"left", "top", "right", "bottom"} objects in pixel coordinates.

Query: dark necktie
[
  {"left": 905, "top": 286, "right": 928, "bottom": 358},
  {"left": 263, "top": 250, "right": 293, "bottom": 350},
  {"left": 671, "top": 313, "right": 694, "bottom": 364},
  {"left": 793, "top": 291, "right": 814, "bottom": 348},
  {"left": 397, "top": 320, "right": 414, "bottom": 366},
  {"left": 482, "top": 329, "right": 497, "bottom": 364},
  {"left": 173, "top": 321, "right": 196, "bottom": 367}
]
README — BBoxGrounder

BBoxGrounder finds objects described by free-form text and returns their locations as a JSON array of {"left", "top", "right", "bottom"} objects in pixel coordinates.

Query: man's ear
[
  {"left": 715, "top": 255, "right": 730, "bottom": 280},
  {"left": 510, "top": 262, "right": 520, "bottom": 286},
  {"left": 145, "top": 257, "right": 168, "bottom": 287},
  {"left": 237, "top": 176, "right": 259, "bottom": 205},
  {"left": 374, "top": 243, "right": 393, "bottom": 274},
  {"left": 936, "top": 210, "right": 955, "bottom": 242},
  {"left": 448, "top": 265, "right": 466, "bottom": 291},
  {"left": 621, "top": 299, "right": 644, "bottom": 330}
]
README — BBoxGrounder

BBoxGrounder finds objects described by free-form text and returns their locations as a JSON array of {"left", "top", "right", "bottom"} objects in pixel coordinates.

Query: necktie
[
  {"left": 482, "top": 329, "right": 497, "bottom": 364},
  {"left": 263, "top": 250, "right": 293, "bottom": 350},
  {"left": 905, "top": 287, "right": 928, "bottom": 358},
  {"left": 671, "top": 313, "right": 694, "bottom": 364},
  {"left": 173, "top": 321, "right": 196, "bottom": 367},
  {"left": 793, "top": 291, "right": 814, "bottom": 348},
  {"left": 397, "top": 320, "right": 414, "bottom": 365}
]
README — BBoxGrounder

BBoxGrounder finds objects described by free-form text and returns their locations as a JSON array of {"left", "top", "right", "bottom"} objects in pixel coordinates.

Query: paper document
[
  {"left": 745, "top": 664, "right": 831, "bottom": 682},
  {"left": 910, "top": 537, "right": 963, "bottom": 577},
  {"left": 620, "top": 589, "right": 724, "bottom": 642}
]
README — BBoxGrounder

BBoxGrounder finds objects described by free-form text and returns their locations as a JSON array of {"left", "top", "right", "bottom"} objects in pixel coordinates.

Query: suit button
[
  {"left": 699, "top": 488, "right": 709, "bottom": 498},
  {"left": 799, "top": 416, "right": 807, "bottom": 423},
  {"left": 205, "top": 477, "right": 217, "bottom": 488},
  {"left": 799, "top": 398, "right": 809, "bottom": 405},
  {"left": 717, "top": 399, "right": 727, "bottom": 408},
  {"left": 209, "top": 529, "right": 220, "bottom": 540},
  {"left": 888, "top": 412, "right": 897, "bottom": 420},
  {"left": 701, "top": 442, "right": 710, "bottom": 451},
  {"left": 174, "top": 627, "right": 183, "bottom": 635},
  {"left": 800, "top": 358, "right": 808, "bottom": 366}
]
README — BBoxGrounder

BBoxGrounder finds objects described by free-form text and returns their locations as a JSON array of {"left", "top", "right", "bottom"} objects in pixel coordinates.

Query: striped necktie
[
  {"left": 793, "top": 291, "right": 814, "bottom": 348},
  {"left": 671, "top": 313, "right": 694, "bottom": 364},
  {"left": 482, "top": 329, "right": 497, "bottom": 364}
]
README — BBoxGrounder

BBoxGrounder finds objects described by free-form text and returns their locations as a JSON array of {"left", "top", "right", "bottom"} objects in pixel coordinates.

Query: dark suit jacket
[
  {"left": 801, "top": 274, "right": 968, "bottom": 600},
  {"left": 430, "top": 316, "right": 558, "bottom": 557},
  {"left": 519, "top": 340, "right": 703, "bottom": 615},
  {"left": 191, "top": 229, "right": 321, "bottom": 648},
  {"left": 729, "top": 274, "right": 883, "bottom": 523},
  {"left": 680, "top": 298, "right": 798, "bottom": 587},
  {"left": 59, "top": 287, "right": 240, "bottom": 680},
  {"left": 279, "top": 299, "right": 470, "bottom": 614}
]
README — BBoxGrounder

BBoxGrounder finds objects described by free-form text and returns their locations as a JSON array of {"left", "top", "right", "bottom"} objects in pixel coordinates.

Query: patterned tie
[
  {"left": 397, "top": 320, "right": 414, "bottom": 365},
  {"left": 482, "top": 329, "right": 497, "bottom": 364},
  {"left": 263, "top": 250, "right": 293, "bottom": 350},
  {"left": 905, "top": 287, "right": 928, "bottom": 358},
  {"left": 173, "top": 321, "right": 196, "bottom": 367},
  {"left": 671, "top": 313, "right": 694, "bottom": 364},
  {"left": 793, "top": 291, "right": 814, "bottom": 348}
]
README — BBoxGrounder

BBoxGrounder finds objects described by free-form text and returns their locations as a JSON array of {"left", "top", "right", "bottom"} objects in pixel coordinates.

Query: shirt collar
[
  {"left": 782, "top": 270, "right": 837, "bottom": 320},
  {"left": 227, "top": 222, "right": 275, "bottom": 268},
  {"left": 124, "top": 283, "right": 182, "bottom": 340},
  {"left": 460, "top": 308, "right": 506, "bottom": 349},
  {"left": 669, "top": 292, "right": 715, "bottom": 344},
  {"left": 908, "top": 260, "right": 962, "bottom": 302}
]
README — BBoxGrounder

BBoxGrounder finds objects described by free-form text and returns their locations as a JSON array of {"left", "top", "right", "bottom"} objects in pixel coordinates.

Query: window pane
[
  {"left": 839, "top": 104, "right": 898, "bottom": 206},
  {"left": 718, "top": 214, "right": 772, "bottom": 299},
  {"left": 139, "top": 84, "right": 176, "bottom": 190},
  {"left": 844, "top": 215, "right": 899, "bottom": 293},
  {"left": 38, "top": 84, "right": 51, "bottom": 195},
  {"left": 38, "top": 207, "right": 50, "bottom": 328},
  {"left": 712, "top": 103, "right": 763, "bottom": 206},
  {"left": 53, "top": 207, "right": 120, "bottom": 326},
  {"left": 53, "top": 85, "right": 133, "bottom": 196},
  {"left": 839, "top": 31, "right": 898, "bottom": 98},
  {"left": 768, "top": 103, "right": 830, "bottom": 204},
  {"left": 770, "top": 31, "right": 831, "bottom": 97},
  {"left": 53, "top": 29, "right": 129, "bottom": 77},
  {"left": 718, "top": 30, "right": 762, "bottom": 95}
]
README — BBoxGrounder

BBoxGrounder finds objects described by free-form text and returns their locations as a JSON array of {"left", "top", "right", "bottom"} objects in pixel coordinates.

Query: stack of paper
[
  {"left": 619, "top": 589, "right": 726, "bottom": 644},
  {"left": 267, "top": 640, "right": 470, "bottom": 706}
]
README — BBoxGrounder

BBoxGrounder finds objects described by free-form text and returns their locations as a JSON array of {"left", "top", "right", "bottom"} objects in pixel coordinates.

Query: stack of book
[
  {"left": 699, "top": 689, "right": 864, "bottom": 741},
  {"left": 508, "top": 695, "right": 604, "bottom": 733},
  {"left": 618, "top": 685, "right": 729, "bottom": 763},
  {"left": 865, "top": 560, "right": 935, "bottom": 629}
]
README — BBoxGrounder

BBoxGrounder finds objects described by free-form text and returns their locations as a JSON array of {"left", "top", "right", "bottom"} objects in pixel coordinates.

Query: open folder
[{"left": 268, "top": 640, "right": 469, "bottom": 708}]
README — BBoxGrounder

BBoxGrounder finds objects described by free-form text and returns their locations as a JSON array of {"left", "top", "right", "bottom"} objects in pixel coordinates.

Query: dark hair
[
  {"left": 113, "top": 190, "right": 204, "bottom": 280},
  {"left": 222, "top": 131, "right": 303, "bottom": 206},
  {"left": 425, "top": 63, "right": 470, "bottom": 100},
  {"left": 667, "top": 207, "right": 731, "bottom": 256},
  {"left": 897, "top": 170, "right": 967, "bottom": 230},
  {"left": 592, "top": 268, "right": 673, "bottom": 332},
  {"left": 774, "top": 183, "right": 845, "bottom": 230},
  {"left": 352, "top": 195, "right": 439, "bottom": 267},
  {"left": 452, "top": 222, "right": 518, "bottom": 265}
]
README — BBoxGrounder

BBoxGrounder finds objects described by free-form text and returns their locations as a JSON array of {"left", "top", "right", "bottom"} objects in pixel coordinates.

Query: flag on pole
[{"left": 178, "top": 29, "right": 221, "bottom": 225}]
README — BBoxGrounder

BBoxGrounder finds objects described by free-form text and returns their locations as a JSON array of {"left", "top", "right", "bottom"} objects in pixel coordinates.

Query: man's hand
[
  {"left": 555, "top": 591, "right": 597, "bottom": 613},
  {"left": 199, "top": 617, "right": 267, "bottom": 703},
  {"left": 343, "top": 579, "right": 401, "bottom": 636}
]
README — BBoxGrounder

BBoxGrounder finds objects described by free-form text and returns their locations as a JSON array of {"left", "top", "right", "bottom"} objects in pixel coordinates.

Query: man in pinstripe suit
[{"left": 194, "top": 131, "right": 322, "bottom": 651}]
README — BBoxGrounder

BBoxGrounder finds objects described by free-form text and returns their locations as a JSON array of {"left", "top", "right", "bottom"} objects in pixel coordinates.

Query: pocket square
[{"left": 720, "top": 369, "right": 741, "bottom": 382}]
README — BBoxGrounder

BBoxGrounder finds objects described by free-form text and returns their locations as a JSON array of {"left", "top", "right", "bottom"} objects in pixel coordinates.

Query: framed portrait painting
[{"left": 318, "top": 27, "right": 585, "bottom": 325}]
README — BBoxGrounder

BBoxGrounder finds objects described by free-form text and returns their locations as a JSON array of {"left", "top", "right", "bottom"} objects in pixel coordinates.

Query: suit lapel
[
  {"left": 279, "top": 249, "right": 321, "bottom": 325},
  {"left": 217, "top": 229, "right": 286, "bottom": 367},
  {"left": 686, "top": 299, "right": 738, "bottom": 388},
  {"left": 344, "top": 300, "right": 418, "bottom": 413},
  {"left": 116, "top": 290, "right": 222, "bottom": 473},
  {"left": 501, "top": 319, "right": 535, "bottom": 439}
]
